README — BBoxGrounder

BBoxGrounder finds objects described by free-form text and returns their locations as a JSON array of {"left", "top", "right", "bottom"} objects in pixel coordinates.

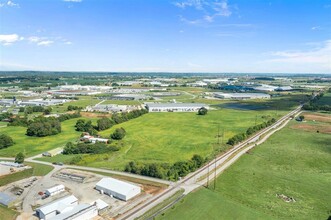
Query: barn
[{"left": 95, "top": 177, "right": 141, "bottom": 201}]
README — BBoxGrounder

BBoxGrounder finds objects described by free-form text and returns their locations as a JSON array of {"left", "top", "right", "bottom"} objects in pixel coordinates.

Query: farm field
[
  {"left": 0, "top": 118, "right": 84, "bottom": 157},
  {"left": 40, "top": 108, "right": 284, "bottom": 170},
  {"left": 158, "top": 113, "right": 331, "bottom": 220}
]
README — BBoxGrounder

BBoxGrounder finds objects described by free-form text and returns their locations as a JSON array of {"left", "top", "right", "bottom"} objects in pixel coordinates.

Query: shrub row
[
  {"left": 125, "top": 154, "right": 205, "bottom": 180},
  {"left": 227, "top": 118, "right": 276, "bottom": 146},
  {"left": 63, "top": 142, "right": 119, "bottom": 155}
]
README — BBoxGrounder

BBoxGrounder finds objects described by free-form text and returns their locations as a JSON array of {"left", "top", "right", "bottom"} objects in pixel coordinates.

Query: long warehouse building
[
  {"left": 146, "top": 103, "right": 209, "bottom": 112},
  {"left": 95, "top": 177, "right": 141, "bottom": 201}
]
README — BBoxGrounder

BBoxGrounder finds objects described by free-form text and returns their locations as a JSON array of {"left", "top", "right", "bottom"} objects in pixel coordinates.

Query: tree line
[
  {"left": 8, "top": 112, "right": 80, "bottom": 127},
  {"left": 75, "top": 108, "right": 147, "bottom": 134},
  {"left": 63, "top": 142, "right": 119, "bottom": 155},
  {"left": 26, "top": 117, "right": 61, "bottom": 137},
  {"left": 124, "top": 154, "right": 205, "bottom": 180},
  {"left": 19, "top": 106, "right": 52, "bottom": 115},
  {"left": 302, "top": 92, "right": 331, "bottom": 112},
  {"left": 227, "top": 118, "right": 276, "bottom": 146}
]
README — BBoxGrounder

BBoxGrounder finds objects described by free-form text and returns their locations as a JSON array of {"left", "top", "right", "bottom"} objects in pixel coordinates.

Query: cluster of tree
[
  {"left": 75, "top": 108, "right": 147, "bottom": 135},
  {"left": 227, "top": 118, "right": 277, "bottom": 146},
  {"left": 58, "top": 112, "right": 81, "bottom": 122},
  {"left": 198, "top": 107, "right": 208, "bottom": 115},
  {"left": 0, "top": 134, "right": 14, "bottom": 149},
  {"left": 125, "top": 154, "right": 205, "bottom": 180},
  {"left": 302, "top": 92, "right": 331, "bottom": 112},
  {"left": 63, "top": 142, "right": 119, "bottom": 154},
  {"left": 26, "top": 117, "right": 61, "bottom": 137},
  {"left": 67, "top": 105, "right": 83, "bottom": 111},
  {"left": 96, "top": 117, "right": 114, "bottom": 131},
  {"left": 0, "top": 112, "right": 12, "bottom": 121},
  {"left": 111, "top": 128, "right": 126, "bottom": 140},
  {"left": 75, "top": 119, "right": 98, "bottom": 135},
  {"left": 20, "top": 106, "right": 52, "bottom": 115},
  {"left": 111, "top": 109, "right": 148, "bottom": 124},
  {"left": 8, "top": 117, "right": 29, "bottom": 127}
]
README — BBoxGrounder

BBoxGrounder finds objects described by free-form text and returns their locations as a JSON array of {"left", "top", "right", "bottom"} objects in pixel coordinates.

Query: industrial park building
[
  {"left": 214, "top": 92, "right": 270, "bottom": 100},
  {"left": 36, "top": 195, "right": 78, "bottom": 220},
  {"left": 146, "top": 103, "right": 209, "bottom": 112},
  {"left": 95, "top": 177, "right": 141, "bottom": 201},
  {"left": 45, "top": 185, "right": 65, "bottom": 197}
]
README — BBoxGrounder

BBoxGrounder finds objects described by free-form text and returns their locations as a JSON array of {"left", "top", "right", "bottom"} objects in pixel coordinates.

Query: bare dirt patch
[
  {"left": 302, "top": 113, "right": 331, "bottom": 123},
  {"left": 291, "top": 124, "right": 331, "bottom": 134},
  {"left": 80, "top": 112, "right": 112, "bottom": 118}
]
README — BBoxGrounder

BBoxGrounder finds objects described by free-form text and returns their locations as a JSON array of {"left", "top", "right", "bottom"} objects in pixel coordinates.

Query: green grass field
[
  {"left": 158, "top": 115, "right": 331, "bottom": 219},
  {"left": 42, "top": 108, "right": 282, "bottom": 170},
  {"left": 0, "top": 205, "right": 18, "bottom": 220},
  {"left": 0, "top": 118, "right": 83, "bottom": 157},
  {"left": 52, "top": 96, "right": 100, "bottom": 113},
  {"left": 317, "top": 92, "right": 331, "bottom": 105}
]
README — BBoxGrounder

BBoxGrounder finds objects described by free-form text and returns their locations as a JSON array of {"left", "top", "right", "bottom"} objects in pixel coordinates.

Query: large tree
[
  {"left": 198, "top": 107, "right": 208, "bottom": 115},
  {"left": 0, "top": 134, "right": 14, "bottom": 149},
  {"left": 15, "top": 152, "right": 25, "bottom": 164}
]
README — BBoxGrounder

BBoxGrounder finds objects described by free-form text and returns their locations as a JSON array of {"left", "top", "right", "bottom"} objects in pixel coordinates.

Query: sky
[{"left": 0, "top": 0, "right": 330, "bottom": 73}]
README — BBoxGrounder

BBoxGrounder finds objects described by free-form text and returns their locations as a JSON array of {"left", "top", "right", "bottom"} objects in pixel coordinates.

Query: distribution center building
[
  {"left": 95, "top": 177, "right": 141, "bottom": 201},
  {"left": 146, "top": 103, "right": 209, "bottom": 112}
]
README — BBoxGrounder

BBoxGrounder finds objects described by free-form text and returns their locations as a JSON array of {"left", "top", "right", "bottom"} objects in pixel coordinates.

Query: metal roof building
[
  {"left": 214, "top": 92, "right": 271, "bottom": 100},
  {"left": 0, "top": 192, "right": 15, "bottom": 207},
  {"left": 146, "top": 103, "right": 209, "bottom": 112},
  {"left": 95, "top": 177, "right": 141, "bottom": 201},
  {"left": 36, "top": 195, "right": 78, "bottom": 220},
  {"left": 45, "top": 184, "right": 65, "bottom": 197},
  {"left": 49, "top": 204, "right": 98, "bottom": 220}
]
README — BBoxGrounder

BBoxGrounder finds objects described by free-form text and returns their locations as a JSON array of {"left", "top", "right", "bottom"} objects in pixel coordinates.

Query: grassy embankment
[{"left": 158, "top": 113, "right": 331, "bottom": 220}]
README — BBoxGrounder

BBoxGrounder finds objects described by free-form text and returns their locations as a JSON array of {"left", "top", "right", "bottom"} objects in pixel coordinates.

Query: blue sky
[{"left": 0, "top": 0, "right": 330, "bottom": 73}]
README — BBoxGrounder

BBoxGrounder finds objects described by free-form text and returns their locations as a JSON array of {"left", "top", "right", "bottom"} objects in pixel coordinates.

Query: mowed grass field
[
  {"left": 56, "top": 108, "right": 280, "bottom": 170},
  {"left": 0, "top": 118, "right": 83, "bottom": 157},
  {"left": 158, "top": 113, "right": 331, "bottom": 219}
]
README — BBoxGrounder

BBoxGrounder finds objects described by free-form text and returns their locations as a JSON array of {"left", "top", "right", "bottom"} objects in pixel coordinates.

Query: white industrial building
[
  {"left": 146, "top": 103, "right": 209, "bottom": 112},
  {"left": 214, "top": 92, "right": 270, "bottom": 100},
  {"left": 49, "top": 204, "right": 98, "bottom": 220},
  {"left": 95, "top": 177, "right": 141, "bottom": 201},
  {"left": 45, "top": 185, "right": 65, "bottom": 197},
  {"left": 36, "top": 195, "right": 78, "bottom": 220}
]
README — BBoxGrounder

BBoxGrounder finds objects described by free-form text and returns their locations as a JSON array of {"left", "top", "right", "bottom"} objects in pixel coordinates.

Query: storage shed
[
  {"left": 95, "top": 177, "right": 141, "bottom": 201},
  {"left": 45, "top": 184, "right": 65, "bottom": 197}
]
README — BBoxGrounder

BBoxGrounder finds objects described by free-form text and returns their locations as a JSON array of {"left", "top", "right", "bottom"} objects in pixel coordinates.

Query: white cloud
[
  {"left": 28, "top": 36, "right": 41, "bottom": 42},
  {"left": 37, "top": 40, "right": 54, "bottom": 46},
  {"left": 6, "top": 1, "right": 19, "bottom": 7},
  {"left": 265, "top": 40, "right": 331, "bottom": 72},
  {"left": 311, "top": 26, "right": 321, "bottom": 31},
  {"left": 63, "top": 0, "right": 82, "bottom": 2},
  {"left": 64, "top": 41, "right": 72, "bottom": 45},
  {"left": 175, "top": 0, "right": 233, "bottom": 25},
  {"left": 0, "top": 34, "right": 20, "bottom": 45}
]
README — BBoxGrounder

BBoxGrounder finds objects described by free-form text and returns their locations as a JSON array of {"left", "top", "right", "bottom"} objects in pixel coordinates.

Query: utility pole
[{"left": 214, "top": 124, "right": 220, "bottom": 190}]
